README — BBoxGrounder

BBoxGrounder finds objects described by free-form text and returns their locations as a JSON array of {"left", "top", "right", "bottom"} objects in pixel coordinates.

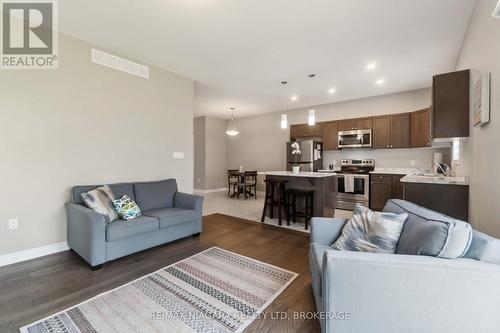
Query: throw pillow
[
  {"left": 113, "top": 195, "right": 141, "bottom": 220},
  {"left": 332, "top": 204, "right": 408, "bottom": 254},
  {"left": 81, "top": 185, "right": 117, "bottom": 223}
]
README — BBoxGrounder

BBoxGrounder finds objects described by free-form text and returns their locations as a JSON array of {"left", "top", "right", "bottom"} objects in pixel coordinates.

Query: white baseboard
[
  {"left": 193, "top": 188, "right": 227, "bottom": 194},
  {"left": 0, "top": 241, "right": 70, "bottom": 268}
]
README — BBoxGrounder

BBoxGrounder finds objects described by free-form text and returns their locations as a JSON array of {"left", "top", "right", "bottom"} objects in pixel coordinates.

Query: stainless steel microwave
[{"left": 338, "top": 129, "right": 372, "bottom": 148}]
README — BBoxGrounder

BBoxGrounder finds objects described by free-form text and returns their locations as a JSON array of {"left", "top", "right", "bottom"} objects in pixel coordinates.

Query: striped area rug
[{"left": 21, "top": 247, "right": 298, "bottom": 333}]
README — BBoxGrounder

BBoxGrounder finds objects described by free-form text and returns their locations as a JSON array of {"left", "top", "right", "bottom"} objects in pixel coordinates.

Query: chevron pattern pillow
[
  {"left": 113, "top": 195, "right": 141, "bottom": 221},
  {"left": 332, "top": 204, "right": 408, "bottom": 254}
]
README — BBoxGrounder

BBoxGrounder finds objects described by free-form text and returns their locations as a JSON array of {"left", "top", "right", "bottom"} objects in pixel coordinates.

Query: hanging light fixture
[
  {"left": 308, "top": 74, "right": 316, "bottom": 126},
  {"left": 226, "top": 107, "right": 239, "bottom": 136},
  {"left": 280, "top": 81, "right": 288, "bottom": 129}
]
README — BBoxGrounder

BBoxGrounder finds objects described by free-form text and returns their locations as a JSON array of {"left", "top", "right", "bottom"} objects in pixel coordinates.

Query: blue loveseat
[
  {"left": 66, "top": 179, "right": 203, "bottom": 269},
  {"left": 310, "top": 199, "right": 500, "bottom": 333}
]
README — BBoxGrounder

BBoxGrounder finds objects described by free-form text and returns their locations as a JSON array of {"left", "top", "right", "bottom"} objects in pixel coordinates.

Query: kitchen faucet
[{"left": 431, "top": 162, "right": 450, "bottom": 176}]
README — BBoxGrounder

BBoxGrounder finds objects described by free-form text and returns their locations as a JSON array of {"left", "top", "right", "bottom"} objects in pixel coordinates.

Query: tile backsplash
[{"left": 323, "top": 148, "right": 451, "bottom": 170}]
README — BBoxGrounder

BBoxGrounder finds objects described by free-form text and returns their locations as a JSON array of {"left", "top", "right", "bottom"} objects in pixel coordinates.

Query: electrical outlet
[
  {"left": 8, "top": 218, "right": 18, "bottom": 230},
  {"left": 411, "top": 160, "right": 416, "bottom": 167},
  {"left": 173, "top": 152, "right": 184, "bottom": 159}
]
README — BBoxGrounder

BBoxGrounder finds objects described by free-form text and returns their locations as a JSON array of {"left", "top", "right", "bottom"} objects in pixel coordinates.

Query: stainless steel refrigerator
[{"left": 286, "top": 140, "right": 323, "bottom": 172}]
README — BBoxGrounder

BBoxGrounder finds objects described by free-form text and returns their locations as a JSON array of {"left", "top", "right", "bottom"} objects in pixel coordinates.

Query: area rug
[{"left": 20, "top": 247, "right": 298, "bottom": 333}]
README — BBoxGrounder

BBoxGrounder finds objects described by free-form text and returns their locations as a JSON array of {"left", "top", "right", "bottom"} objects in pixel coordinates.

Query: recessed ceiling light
[
  {"left": 366, "top": 62, "right": 377, "bottom": 70},
  {"left": 328, "top": 88, "right": 336, "bottom": 94},
  {"left": 291, "top": 95, "right": 298, "bottom": 101},
  {"left": 376, "top": 78, "right": 385, "bottom": 85}
]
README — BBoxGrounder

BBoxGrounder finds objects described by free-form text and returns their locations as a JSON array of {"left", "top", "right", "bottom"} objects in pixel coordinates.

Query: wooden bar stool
[
  {"left": 261, "top": 179, "right": 288, "bottom": 225},
  {"left": 286, "top": 189, "right": 314, "bottom": 230}
]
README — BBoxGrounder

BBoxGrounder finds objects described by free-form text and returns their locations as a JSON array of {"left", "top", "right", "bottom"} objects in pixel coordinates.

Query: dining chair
[
  {"left": 227, "top": 170, "right": 239, "bottom": 197},
  {"left": 237, "top": 171, "right": 258, "bottom": 200}
]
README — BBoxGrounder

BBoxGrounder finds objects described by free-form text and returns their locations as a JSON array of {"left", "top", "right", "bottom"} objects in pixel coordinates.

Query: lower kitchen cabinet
[
  {"left": 403, "top": 182, "right": 469, "bottom": 221},
  {"left": 370, "top": 174, "right": 405, "bottom": 211}
]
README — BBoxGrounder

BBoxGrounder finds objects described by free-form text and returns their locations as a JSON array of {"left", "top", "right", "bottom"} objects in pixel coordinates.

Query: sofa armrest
[
  {"left": 310, "top": 217, "right": 347, "bottom": 246},
  {"left": 66, "top": 203, "right": 106, "bottom": 267},
  {"left": 321, "top": 250, "right": 500, "bottom": 333},
  {"left": 174, "top": 192, "right": 204, "bottom": 232}
]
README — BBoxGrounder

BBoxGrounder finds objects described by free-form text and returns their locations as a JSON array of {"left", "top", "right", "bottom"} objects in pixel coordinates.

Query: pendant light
[
  {"left": 308, "top": 74, "right": 316, "bottom": 126},
  {"left": 226, "top": 107, "right": 239, "bottom": 136},
  {"left": 280, "top": 81, "right": 288, "bottom": 129}
]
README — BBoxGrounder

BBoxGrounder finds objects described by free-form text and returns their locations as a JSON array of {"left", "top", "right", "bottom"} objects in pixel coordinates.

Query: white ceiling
[{"left": 59, "top": 0, "right": 476, "bottom": 119}]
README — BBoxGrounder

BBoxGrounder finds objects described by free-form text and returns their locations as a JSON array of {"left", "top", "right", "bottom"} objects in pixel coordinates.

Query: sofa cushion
[
  {"left": 332, "top": 204, "right": 407, "bottom": 254},
  {"left": 80, "top": 185, "right": 117, "bottom": 223},
  {"left": 72, "top": 183, "right": 135, "bottom": 205},
  {"left": 133, "top": 179, "right": 177, "bottom": 211},
  {"left": 383, "top": 199, "right": 473, "bottom": 259},
  {"left": 310, "top": 242, "right": 331, "bottom": 298},
  {"left": 143, "top": 207, "right": 196, "bottom": 229},
  {"left": 106, "top": 216, "right": 159, "bottom": 242},
  {"left": 463, "top": 230, "right": 500, "bottom": 265}
]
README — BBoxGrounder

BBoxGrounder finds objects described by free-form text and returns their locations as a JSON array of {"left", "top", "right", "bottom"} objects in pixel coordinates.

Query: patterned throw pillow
[
  {"left": 113, "top": 195, "right": 141, "bottom": 221},
  {"left": 81, "top": 185, "right": 117, "bottom": 223},
  {"left": 332, "top": 204, "right": 408, "bottom": 254}
]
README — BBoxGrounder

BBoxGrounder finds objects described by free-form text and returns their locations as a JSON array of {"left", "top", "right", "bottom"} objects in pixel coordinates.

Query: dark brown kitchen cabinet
[
  {"left": 390, "top": 113, "right": 410, "bottom": 148},
  {"left": 339, "top": 119, "right": 356, "bottom": 131},
  {"left": 432, "top": 69, "right": 470, "bottom": 138},
  {"left": 410, "top": 108, "right": 432, "bottom": 147},
  {"left": 290, "top": 123, "right": 323, "bottom": 140},
  {"left": 392, "top": 175, "right": 405, "bottom": 200},
  {"left": 403, "top": 182, "right": 469, "bottom": 221},
  {"left": 370, "top": 174, "right": 406, "bottom": 211},
  {"left": 372, "top": 114, "right": 409, "bottom": 149},
  {"left": 370, "top": 174, "right": 392, "bottom": 211},
  {"left": 322, "top": 121, "right": 339, "bottom": 150},
  {"left": 372, "top": 116, "right": 391, "bottom": 149},
  {"left": 339, "top": 117, "right": 373, "bottom": 131}
]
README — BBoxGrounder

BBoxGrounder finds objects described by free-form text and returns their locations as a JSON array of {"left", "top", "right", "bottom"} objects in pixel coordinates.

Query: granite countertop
[
  {"left": 259, "top": 171, "right": 337, "bottom": 178},
  {"left": 369, "top": 168, "right": 419, "bottom": 175},
  {"left": 400, "top": 174, "right": 469, "bottom": 186}
]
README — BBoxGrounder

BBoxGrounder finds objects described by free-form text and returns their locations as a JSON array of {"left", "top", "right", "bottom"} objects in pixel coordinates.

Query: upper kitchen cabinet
[
  {"left": 338, "top": 117, "right": 373, "bottom": 131},
  {"left": 410, "top": 108, "right": 432, "bottom": 148},
  {"left": 372, "top": 113, "right": 410, "bottom": 149},
  {"left": 322, "top": 121, "right": 339, "bottom": 150},
  {"left": 390, "top": 113, "right": 410, "bottom": 148},
  {"left": 290, "top": 123, "right": 323, "bottom": 140},
  {"left": 432, "top": 69, "right": 470, "bottom": 138}
]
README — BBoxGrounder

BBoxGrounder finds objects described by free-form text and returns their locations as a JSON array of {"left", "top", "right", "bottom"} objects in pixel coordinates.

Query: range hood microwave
[{"left": 338, "top": 129, "right": 372, "bottom": 148}]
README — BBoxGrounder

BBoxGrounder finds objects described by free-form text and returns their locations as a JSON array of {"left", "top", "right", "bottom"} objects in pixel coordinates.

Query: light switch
[{"left": 173, "top": 152, "right": 184, "bottom": 159}]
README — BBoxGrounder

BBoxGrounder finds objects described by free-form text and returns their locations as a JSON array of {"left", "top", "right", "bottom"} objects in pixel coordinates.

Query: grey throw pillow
[
  {"left": 332, "top": 204, "right": 408, "bottom": 254},
  {"left": 81, "top": 185, "right": 117, "bottom": 222}
]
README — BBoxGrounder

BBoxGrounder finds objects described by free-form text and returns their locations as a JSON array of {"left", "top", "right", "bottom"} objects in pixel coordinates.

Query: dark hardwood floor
[{"left": 0, "top": 214, "right": 319, "bottom": 333}]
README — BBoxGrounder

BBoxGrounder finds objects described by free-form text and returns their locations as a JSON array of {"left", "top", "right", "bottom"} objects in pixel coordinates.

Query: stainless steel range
[{"left": 334, "top": 159, "right": 375, "bottom": 210}]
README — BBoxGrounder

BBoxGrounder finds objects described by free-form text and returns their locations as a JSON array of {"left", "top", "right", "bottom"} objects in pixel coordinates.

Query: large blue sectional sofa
[
  {"left": 66, "top": 179, "right": 203, "bottom": 269},
  {"left": 310, "top": 199, "right": 500, "bottom": 333}
]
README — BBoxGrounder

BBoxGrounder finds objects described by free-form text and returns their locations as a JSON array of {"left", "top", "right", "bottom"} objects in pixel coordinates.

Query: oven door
[
  {"left": 338, "top": 130, "right": 372, "bottom": 148},
  {"left": 335, "top": 174, "right": 369, "bottom": 202}
]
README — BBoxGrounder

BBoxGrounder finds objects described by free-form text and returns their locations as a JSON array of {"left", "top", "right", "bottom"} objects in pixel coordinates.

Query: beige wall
[
  {"left": 227, "top": 88, "right": 446, "bottom": 172},
  {"left": 193, "top": 116, "right": 228, "bottom": 190},
  {"left": 0, "top": 34, "right": 194, "bottom": 255},
  {"left": 455, "top": 0, "right": 500, "bottom": 237}
]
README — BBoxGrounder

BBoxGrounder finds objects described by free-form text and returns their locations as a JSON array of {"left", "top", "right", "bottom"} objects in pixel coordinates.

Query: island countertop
[{"left": 258, "top": 171, "right": 337, "bottom": 178}]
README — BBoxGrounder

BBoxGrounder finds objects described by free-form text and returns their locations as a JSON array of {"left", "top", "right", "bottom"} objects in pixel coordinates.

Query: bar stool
[
  {"left": 261, "top": 179, "right": 288, "bottom": 225},
  {"left": 286, "top": 189, "right": 314, "bottom": 230}
]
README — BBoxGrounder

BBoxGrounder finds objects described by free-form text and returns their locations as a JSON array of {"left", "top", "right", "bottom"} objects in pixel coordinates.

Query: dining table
[{"left": 228, "top": 170, "right": 256, "bottom": 198}]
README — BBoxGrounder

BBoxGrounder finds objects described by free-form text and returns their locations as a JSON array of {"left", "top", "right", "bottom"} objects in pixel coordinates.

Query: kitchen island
[{"left": 259, "top": 171, "right": 337, "bottom": 219}]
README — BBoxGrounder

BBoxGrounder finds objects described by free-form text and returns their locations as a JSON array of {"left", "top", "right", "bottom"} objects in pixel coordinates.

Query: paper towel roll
[{"left": 433, "top": 152, "right": 443, "bottom": 164}]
